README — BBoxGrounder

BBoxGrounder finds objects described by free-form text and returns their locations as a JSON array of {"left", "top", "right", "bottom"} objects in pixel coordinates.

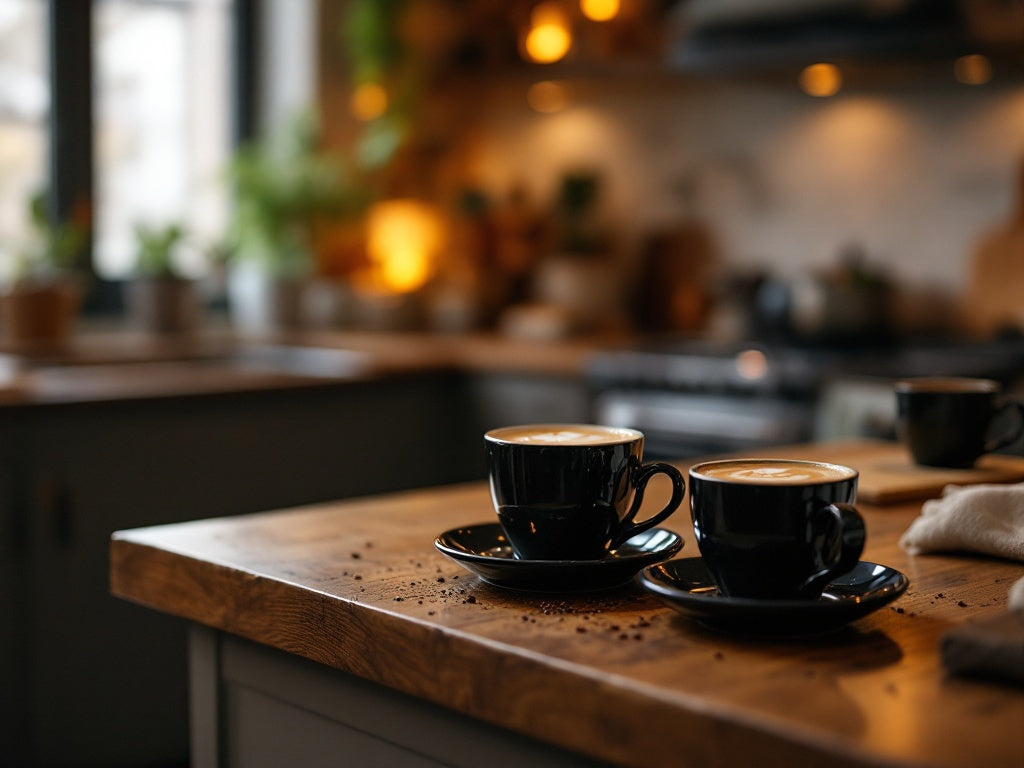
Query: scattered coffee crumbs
[
  {"left": 394, "top": 597, "right": 404, "bottom": 602},
  {"left": 576, "top": 626, "right": 588, "bottom": 634},
  {"left": 437, "top": 577, "right": 445, "bottom": 583},
  {"left": 957, "top": 600, "right": 969, "bottom": 607},
  {"left": 351, "top": 552, "right": 361, "bottom": 559},
  {"left": 466, "top": 595, "right": 477, "bottom": 604},
  {"left": 428, "top": 610, "right": 436, "bottom": 616},
  {"left": 936, "top": 592, "right": 945, "bottom": 599},
  {"left": 354, "top": 575, "right": 362, "bottom": 580},
  {"left": 894, "top": 606, "right": 905, "bottom": 614}
]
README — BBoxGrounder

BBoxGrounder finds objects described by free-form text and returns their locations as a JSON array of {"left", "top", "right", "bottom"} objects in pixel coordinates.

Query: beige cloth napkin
[
  {"left": 903, "top": 483, "right": 1024, "bottom": 684},
  {"left": 900, "top": 482, "right": 1024, "bottom": 562},
  {"left": 1010, "top": 574, "right": 1024, "bottom": 611}
]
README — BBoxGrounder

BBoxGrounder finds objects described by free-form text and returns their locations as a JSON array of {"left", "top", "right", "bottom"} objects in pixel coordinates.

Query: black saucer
[
  {"left": 434, "top": 523, "right": 683, "bottom": 592},
  {"left": 640, "top": 558, "right": 909, "bottom": 637}
]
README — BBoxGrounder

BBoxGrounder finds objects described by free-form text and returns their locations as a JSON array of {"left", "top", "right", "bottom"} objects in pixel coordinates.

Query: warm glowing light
[
  {"left": 581, "top": 0, "right": 619, "bottom": 22},
  {"left": 366, "top": 200, "right": 446, "bottom": 294},
  {"left": 525, "top": 24, "right": 572, "bottom": 63},
  {"left": 351, "top": 82, "right": 388, "bottom": 121},
  {"left": 527, "top": 80, "right": 569, "bottom": 113},
  {"left": 954, "top": 54, "right": 992, "bottom": 85},
  {"left": 799, "top": 63, "right": 842, "bottom": 97},
  {"left": 735, "top": 349, "right": 769, "bottom": 381},
  {"left": 524, "top": 3, "right": 572, "bottom": 64}
]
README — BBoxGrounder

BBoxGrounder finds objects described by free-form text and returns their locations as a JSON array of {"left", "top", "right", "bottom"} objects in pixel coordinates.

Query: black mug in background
[
  {"left": 895, "top": 378, "right": 1024, "bottom": 468},
  {"left": 688, "top": 459, "right": 865, "bottom": 600},
  {"left": 485, "top": 424, "right": 686, "bottom": 561}
]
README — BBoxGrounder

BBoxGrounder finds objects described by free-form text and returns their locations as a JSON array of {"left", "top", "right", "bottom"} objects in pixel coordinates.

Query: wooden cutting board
[{"left": 769, "top": 438, "right": 1024, "bottom": 505}]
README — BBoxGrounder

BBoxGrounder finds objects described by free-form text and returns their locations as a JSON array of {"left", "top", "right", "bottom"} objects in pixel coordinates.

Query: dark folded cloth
[{"left": 941, "top": 610, "right": 1024, "bottom": 686}]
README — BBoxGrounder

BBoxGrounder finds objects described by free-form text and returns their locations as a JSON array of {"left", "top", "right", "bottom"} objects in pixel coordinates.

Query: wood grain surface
[{"left": 110, "top": 440, "right": 1024, "bottom": 768}]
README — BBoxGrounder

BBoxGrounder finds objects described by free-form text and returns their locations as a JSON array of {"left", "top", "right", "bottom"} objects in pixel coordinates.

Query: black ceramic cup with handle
[
  {"left": 688, "top": 458, "right": 865, "bottom": 600},
  {"left": 895, "top": 377, "right": 1024, "bottom": 468},
  {"left": 485, "top": 424, "right": 686, "bottom": 561}
]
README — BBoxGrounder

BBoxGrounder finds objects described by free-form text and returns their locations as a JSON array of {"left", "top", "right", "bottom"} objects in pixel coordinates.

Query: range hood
[{"left": 668, "top": 0, "right": 1024, "bottom": 73}]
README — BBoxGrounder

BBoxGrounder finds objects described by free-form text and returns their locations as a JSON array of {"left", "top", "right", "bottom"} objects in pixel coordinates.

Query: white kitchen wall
[{"left": 467, "top": 74, "right": 1024, "bottom": 313}]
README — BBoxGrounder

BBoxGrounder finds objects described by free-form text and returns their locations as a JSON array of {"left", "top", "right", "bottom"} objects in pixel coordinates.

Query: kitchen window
[
  {"left": 0, "top": 0, "right": 254, "bottom": 306},
  {"left": 0, "top": 0, "right": 48, "bottom": 282},
  {"left": 96, "top": 0, "right": 236, "bottom": 279}
]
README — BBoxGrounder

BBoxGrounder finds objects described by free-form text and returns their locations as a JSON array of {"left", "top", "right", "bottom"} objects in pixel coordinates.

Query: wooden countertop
[
  {"left": 110, "top": 440, "right": 1024, "bottom": 768},
  {"left": 0, "top": 327, "right": 620, "bottom": 406}
]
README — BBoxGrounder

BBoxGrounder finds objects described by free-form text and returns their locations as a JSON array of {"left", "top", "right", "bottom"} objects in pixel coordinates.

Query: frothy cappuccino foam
[
  {"left": 487, "top": 424, "right": 640, "bottom": 446},
  {"left": 693, "top": 460, "right": 855, "bottom": 484}
]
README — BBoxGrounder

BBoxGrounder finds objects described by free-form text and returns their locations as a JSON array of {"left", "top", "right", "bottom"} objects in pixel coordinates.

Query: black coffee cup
[
  {"left": 485, "top": 424, "right": 686, "bottom": 561},
  {"left": 688, "top": 459, "right": 865, "bottom": 600},
  {"left": 895, "top": 377, "right": 1024, "bottom": 468}
]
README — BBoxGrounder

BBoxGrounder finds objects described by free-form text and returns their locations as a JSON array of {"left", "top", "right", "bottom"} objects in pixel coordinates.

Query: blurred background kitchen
[{"left": 2, "top": 1, "right": 1023, "bottom": 766}]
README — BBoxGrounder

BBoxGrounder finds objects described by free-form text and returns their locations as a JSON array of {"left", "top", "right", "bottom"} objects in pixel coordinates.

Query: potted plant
[
  {"left": 224, "top": 110, "right": 352, "bottom": 332},
  {"left": 1, "top": 190, "right": 88, "bottom": 347},
  {"left": 532, "top": 171, "right": 623, "bottom": 333},
  {"left": 123, "top": 222, "right": 199, "bottom": 335}
]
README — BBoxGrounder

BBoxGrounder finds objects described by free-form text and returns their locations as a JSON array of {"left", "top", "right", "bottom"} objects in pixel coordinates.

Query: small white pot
[{"left": 227, "top": 262, "right": 306, "bottom": 334}]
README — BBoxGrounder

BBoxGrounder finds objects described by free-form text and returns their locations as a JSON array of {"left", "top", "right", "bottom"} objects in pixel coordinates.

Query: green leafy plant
[
  {"left": 133, "top": 222, "right": 187, "bottom": 278},
  {"left": 226, "top": 110, "right": 359, "bottom": 278},
  {"left": 553, "top": 172, "right": 608, "bottom": 257},
  {"left": 342, "top": 0, "right": 413, "bottom": 171},
  {"left": 12, "top": 189, "right": 88, "bottom": 281}
]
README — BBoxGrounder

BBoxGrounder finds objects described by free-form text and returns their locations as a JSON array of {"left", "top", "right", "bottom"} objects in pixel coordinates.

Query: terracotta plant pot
[
  {"left": 124, "top": 276, "right": 199, "bottom": 335},
  {"left": 1, "top": 277, "right": 82, "bottom": 347}
]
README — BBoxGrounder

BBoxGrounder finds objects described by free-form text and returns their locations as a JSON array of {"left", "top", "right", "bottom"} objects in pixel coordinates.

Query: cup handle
[
  {"left": 799, "top": 502, "right": 866, "bottom": 598},
  {"left": 611, "top": 462, "right": 686, "bottom": 549},
  {"left": 986, "top": 401, "right": 1024, "bottom": 453}
]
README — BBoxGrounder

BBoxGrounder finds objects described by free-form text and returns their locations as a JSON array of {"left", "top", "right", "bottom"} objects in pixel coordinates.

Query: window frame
[{"left": 46, "top": 0, "right": 257, "bottom": 314}]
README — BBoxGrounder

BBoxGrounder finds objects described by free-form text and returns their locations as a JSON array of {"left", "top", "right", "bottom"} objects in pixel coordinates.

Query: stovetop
[{"left": 587, "top": 336, "right": 1024, "bottom": 397}]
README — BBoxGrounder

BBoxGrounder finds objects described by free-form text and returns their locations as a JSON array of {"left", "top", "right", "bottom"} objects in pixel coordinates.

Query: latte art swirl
[
  {"left": 726, "top": 467, "right": 818, "bottom": 482},
  {"left": 693, "top": 459, "right": 855, "bottom": 485},
  {"left": 486, "top": 424, "right": 641, "bottom": 446}
]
